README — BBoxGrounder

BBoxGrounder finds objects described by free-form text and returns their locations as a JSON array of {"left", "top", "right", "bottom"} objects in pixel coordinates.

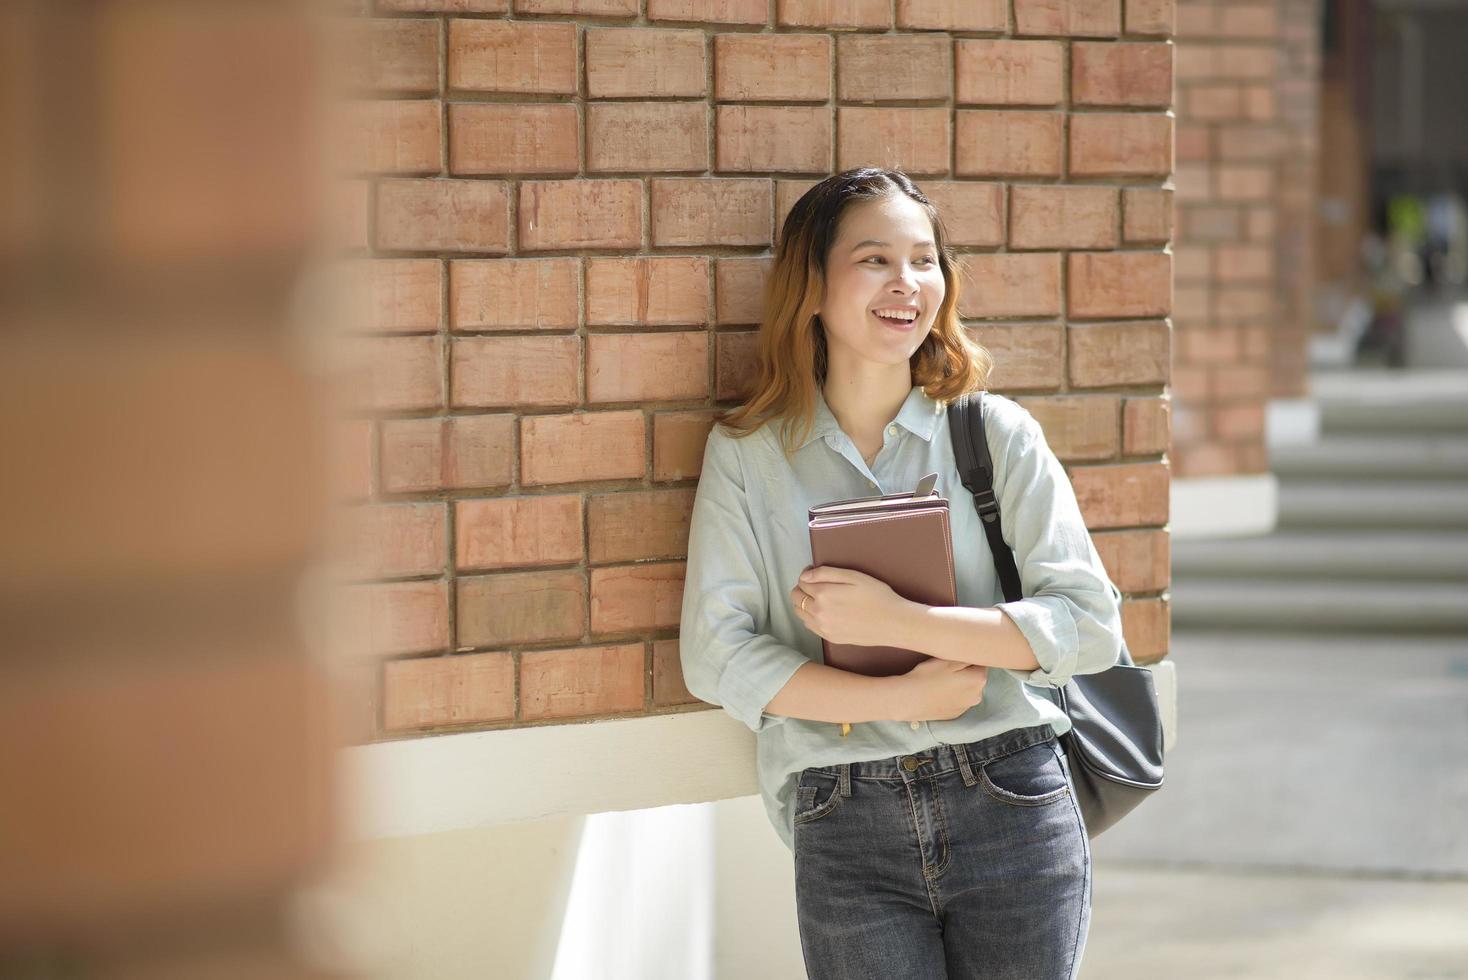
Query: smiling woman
[{"left": 679, "top": 168, "right": 1118, "bottom": 980}]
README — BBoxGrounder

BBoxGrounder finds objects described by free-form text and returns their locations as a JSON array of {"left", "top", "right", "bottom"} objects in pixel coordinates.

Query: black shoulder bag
[{"left": 947, "top": 389, "right": 1165, "bottom": 839}]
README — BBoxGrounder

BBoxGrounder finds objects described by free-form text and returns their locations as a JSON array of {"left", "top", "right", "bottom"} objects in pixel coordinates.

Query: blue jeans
[{"left": 792, "top": 723, "right": 1091, "bottom": 980}]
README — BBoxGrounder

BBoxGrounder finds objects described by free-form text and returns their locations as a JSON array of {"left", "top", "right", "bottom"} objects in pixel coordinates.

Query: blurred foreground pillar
[{"left": 0, "top": 2, "right": 365, "bottom": 976}]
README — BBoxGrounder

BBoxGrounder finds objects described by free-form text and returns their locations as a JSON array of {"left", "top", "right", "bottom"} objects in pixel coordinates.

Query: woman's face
[{"left": 816, "top": 194, "right": 945, "bottom": 371}]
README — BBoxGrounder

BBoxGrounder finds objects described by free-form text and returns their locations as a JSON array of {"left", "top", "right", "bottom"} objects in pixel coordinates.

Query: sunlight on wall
[{"left": 551, "top": 804, "right": 716, "bottom": 980}]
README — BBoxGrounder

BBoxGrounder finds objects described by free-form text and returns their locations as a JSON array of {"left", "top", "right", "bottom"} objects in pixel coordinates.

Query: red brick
[
  {"left": 714, "top": 34, "right": 830, "bottom": 102},
  {"left": 1214, "top": 402, "right": 1265, "bottom": 440},
  {"left": 335, "top": 100, "right": 441, "bottom": 175},
  {"left": 519, "top": 179, "right": 643, "bottom": 251},
  {"left": 777, "top": 0, "right": 891, "bottom": 29},
  {"left": 1014, "top": 0, "right": 1121, "bottom": 36},
  {"left": 1070, "top": 461, "right": 1169, "bottom": 528},
  {"left": 381, "top": 0, "right": 508, "bottom": 9},
  {"left": 586, "top": 256, "right": 710, "bottom": 326},
  {"left": 837, "top": 34, "right": 952, "bottom": 103},
  {"left": 653, "top": 638, "right": 697, "bottom": 707},
  {"left": 586, "top": 27, "right": 707, "bottom": 98},
  {"left": 956, "top": 40, "right": 1065, "bottom": 106},
  {"left": 717, "top": 105, "right": 831, "bottom": 173},
  {"left": 380, "top": 414, "right": 516, "bottom": 493},
  {"left": 1215, "top": 244, "right": 1272, "bottom": 282},
  {"left": 1072, "top": 42, "right": 1173, "bottom": 107},
  {"left": 897, "top": 0, "right": 1006, "bottom": 31},
  {"left": 955, "top": 111, "right": 1064, "bottom": 177},
  {"left": 1125, "top": 0, "right": 1173, "bottom": 34},
  {"left": 331, "top": 579, "right": 451, "bottom": 658},
  {"left": 1069, "top": 113, "right": 1172, "bottom": 177},
  {"left": 971, "top": 323, "right": 1064, "bottom": 390},
  {"left": 653, "top": 411, "right": 720, "bottom": 480},
  {"left": 923, "top": 182, "right": 1005, "bottom": 248},
  {"left": 587, "top": 332, "right": 710, "bottom": 403},
  {"left": 375, "top": 179, "right": 510, "bottom": 253},
  {"left": 1092, "top": 527, "right": 1170, "bottom": 592},
  {"left": 1068, "top": 251, "right": 1171, "bottom": 318},
  {"left": 1121, "top": 595, "right": 1169, "bottom": 663},
  {"left": 1186, "top": 83, "right": 1243, "bottom": 120},
  {"left": 837, "top": 107, "right": 951, "bottom": 177},
  {"left": 451, "top": 335, "right": 580, "bottom": 408},
  {"left": 647, "top": 0, "right": 768, "bottom": 24},
  {"left": 338, "top": 335, "right": 443, "bottom": 412},
  {"left": 518, "top": 0, "right": 638, "bottom": 12},
  {"left": 588, "top": 488, "right": 697, "bottom": 561},
  {"left": 1215, "top": 44, "right": 1277, "bottom": 80},
  {"left": 716, "top": 329, "right": 760, "bottom": 400},
  {"left": 957, "top": 253, "right": 1062, "bottom": 318},
  {"left": 457, "top": 569, "right": 587, "bottom": 646},
  {"left": 338, "top": 259, "right": 442, "bottom": 333},
  {"left": 1123, "top": 187, "right": 1173, "bottom": 243},
  {"left": 455, "top": 495, "right": 584, "bottom": 570},
  {"left": 450, "top": 258, "right": 579, "bottom": 332},
  {"left": 588, "top": 103, "right": 709, "bottom": 173},
  {"left": 714, "top": 257, "right": 771, "bottom": 324},
  {"left": 1219, "top": 3, "right": 1277, "bottom": 38},
  {"left": 448, "top": 103, "right": 579, "bottom": 176},
  {"left": 520, "top": 644, "right": 645, "bottom": 721},
  {"left": 651, "top": 178, "right": 772, "bottom": 247},
  {"left": 521, "top": 410, "right": 647, "bottom": 485},
  {"left": 447, "top": 20, "right": 577, "bottom": 95},
  {"left": 327, "top": 502, "right": 447, "bottom": 581},
  {"left": 1067, "top": 321, "right": 1170, "bottom": 387},
  {"left": 589, "top": 562, "right": 685, "bottom": 632},
  {"left": 1123, "top": 396, "right": 1171, "bottom": 455},
  {"left": 381, "top": 651, "right": 515, "bottom": 734},
  {"left": 1015, "top": 394, "right": 1122, "bottom": 461},
  {"left": 1217, "top": 164, "right": 1273, "bottom": 201},
  {"left": 337, "top": 19, "right": 438, "bottom": 94},
  {"left": 1009, "top": 185, "right": 1119, "bottom": 249}
]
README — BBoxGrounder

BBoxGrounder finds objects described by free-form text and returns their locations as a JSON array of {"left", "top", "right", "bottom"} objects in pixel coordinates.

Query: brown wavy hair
[{"left": 713, "top": 167, "right": 993, "bottom": 459}]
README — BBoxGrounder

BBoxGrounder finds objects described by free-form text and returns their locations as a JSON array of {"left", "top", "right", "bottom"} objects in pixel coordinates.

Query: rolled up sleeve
[
  {"left": 679, "top": 429, "right": 810, "bottom": 733},
  {"left": 989, "top": 407, "right": 1126, "bottom": 689}
]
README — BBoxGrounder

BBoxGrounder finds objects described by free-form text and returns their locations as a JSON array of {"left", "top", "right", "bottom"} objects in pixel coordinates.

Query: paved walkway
[{"left": 1085, "top": 862, "right": 1468, "bottom": 979}]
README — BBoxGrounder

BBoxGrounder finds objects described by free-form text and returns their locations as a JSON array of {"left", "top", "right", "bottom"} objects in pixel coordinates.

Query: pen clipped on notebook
[{"left": 822, "top": 471, "right": 948, "bottom": 738}]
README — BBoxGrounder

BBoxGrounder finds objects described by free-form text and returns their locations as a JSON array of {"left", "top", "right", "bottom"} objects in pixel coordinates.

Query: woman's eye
[{"left": 865, "top": 256, "right": 937, "bottom": 265}]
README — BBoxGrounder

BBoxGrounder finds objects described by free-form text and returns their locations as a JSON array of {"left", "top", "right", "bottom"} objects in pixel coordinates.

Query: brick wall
[
  {"left": 326, "top": 0, "right": 1177, "bottom": 744},
  {"left": 1171, "top": 0, "right": 1318, "bottom": 474}
]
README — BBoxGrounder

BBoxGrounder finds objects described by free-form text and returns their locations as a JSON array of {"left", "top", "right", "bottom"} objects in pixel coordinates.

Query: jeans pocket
[
  {"left": 978, "top": 739, "right": 1071, "bottom": 807},
  {"left": 794, "top": 769, "right": 843, "bottom": 825}
]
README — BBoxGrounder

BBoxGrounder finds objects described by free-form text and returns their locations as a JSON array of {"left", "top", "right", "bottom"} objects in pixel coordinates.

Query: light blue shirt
[{"left": 678, "top": 383, "right": 1127, "bottom": 852}]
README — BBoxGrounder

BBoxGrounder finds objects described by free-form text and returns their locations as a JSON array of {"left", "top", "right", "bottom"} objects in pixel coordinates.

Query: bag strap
[{"left": 946, "top": 390, "right": 1023, "bottom": 604}]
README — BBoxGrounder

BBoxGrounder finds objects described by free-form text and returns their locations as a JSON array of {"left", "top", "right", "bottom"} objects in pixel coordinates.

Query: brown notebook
[{"left": 806, "top": 471, "right": 957, "bottom": 678}]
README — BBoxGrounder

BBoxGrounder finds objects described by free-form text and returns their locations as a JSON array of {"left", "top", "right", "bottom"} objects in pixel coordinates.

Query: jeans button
[{"left": 902, "top": 757, "right": 919, "bottom": 771}]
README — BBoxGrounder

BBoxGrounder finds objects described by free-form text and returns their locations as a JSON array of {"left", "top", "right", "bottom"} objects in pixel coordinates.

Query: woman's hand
[
  {"left": 789, "top": 564, "right": 912, "bottom": 648},
  {"left": 893, "top": 656, "right": 989, "bottom": 723}
]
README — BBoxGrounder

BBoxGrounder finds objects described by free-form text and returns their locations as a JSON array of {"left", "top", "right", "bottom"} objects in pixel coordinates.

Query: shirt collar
[{"left": 794, "top": 384, "right": 947, "bottom": 452}]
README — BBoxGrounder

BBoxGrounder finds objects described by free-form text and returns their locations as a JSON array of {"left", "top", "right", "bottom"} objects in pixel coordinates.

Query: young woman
[{"left": 678, "top": 168, "right": 1127, "bottom": 980}]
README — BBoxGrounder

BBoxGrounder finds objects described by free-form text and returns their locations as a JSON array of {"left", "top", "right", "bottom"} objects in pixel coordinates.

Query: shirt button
[
  {"left": 887, "top": 425, "right": 897, "bottom": 435},
  {"left": 910, "top": 721, "right": 921, "bottom": 730}
]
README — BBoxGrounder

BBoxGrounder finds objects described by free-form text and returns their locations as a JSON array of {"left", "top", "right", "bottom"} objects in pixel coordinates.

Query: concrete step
[
  {"left": 1169, "top": 578, "right": 1468, "bottom": 632},
  {"left": 1308, "top": 368, "right": 1468, "bottom": 434},
  {"left": 1270, "top": 434, "right": 1468, "bottom": 480},
  {"left": 1089, "top": 630, "right": 1468, "bottom": 877},
  {"left": 1171, "top": 529, "right": 1468, "bottom": 581},
  {"left": 1278, "top": 480, "right": 1468, "bottom": 530}
]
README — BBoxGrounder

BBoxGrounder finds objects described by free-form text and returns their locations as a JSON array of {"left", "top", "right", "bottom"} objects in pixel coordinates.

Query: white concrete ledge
[
  {"left": 1266, "top": 397, "right": 1321, "bottom": 447},
  {"left": 339, "top": 660, "right": 1181, "bottom": 841},
  {"left": 1170, "top": 473, "right": 1278, "bottom": 540}
]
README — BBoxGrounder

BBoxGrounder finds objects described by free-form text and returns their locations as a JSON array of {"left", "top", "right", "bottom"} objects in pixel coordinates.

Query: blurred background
[{"left": 0, "top": 0, "right": 1464, "bottom": 978}]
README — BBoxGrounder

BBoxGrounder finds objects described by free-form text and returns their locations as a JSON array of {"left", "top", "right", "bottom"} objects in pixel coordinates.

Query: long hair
[{"left": 713, "top": 167, "right": 993, "bottom": 459}]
